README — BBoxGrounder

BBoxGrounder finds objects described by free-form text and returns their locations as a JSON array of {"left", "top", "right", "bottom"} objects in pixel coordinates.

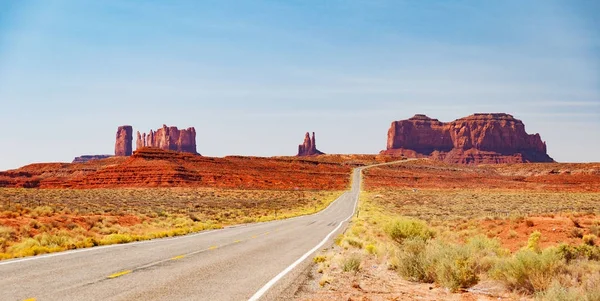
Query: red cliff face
[
  {"left": 114, "top": 126, "right": 133, "bottom": 156},
  {"left": 298, "top": 132, "right": 324, "bottom": 156},
  {"left": 137, "top": 125, "right": 198, "bottom": 154},
  {"left": 383, "top": 113, "right": 553, "bottom": 164}
]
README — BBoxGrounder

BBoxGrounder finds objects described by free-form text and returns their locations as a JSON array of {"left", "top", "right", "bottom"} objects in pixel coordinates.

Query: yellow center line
[
  {"left": 23, "top": 298, "right": 36, "bottom": 301},
  {"left": 234, "top": 240, "right": 242, "bottom": 243},
  {"left": 171, "top": 255, "right": 186, "bottom": 260},
  {"left": 107, "top": 270, "right": 132, "bottom": 279},
  {"left": 209, "top": 245, "right": 218, "bottom": 250},
  {"left": 251, "top": 235, "right": 257, "bottom": 239}
]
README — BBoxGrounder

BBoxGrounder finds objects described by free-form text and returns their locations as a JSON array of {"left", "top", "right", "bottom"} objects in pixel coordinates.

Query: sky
[{"left": 0, "top": 0, "right": 599, "bottom": 170}]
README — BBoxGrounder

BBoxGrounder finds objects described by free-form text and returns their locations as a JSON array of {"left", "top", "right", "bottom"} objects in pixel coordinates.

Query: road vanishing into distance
[{"left": 1, "top": 162, "right": 406, "bottom": 301}]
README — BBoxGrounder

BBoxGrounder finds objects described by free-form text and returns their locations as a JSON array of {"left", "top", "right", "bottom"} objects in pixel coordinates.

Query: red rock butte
[
  {"left": 382, "top": 113, "right": 554, "bottom": 164},
  {"left": 298, "top": 132, "right": 324, "bottom": 156},
  {"left": 114, "top": 125, "right": 133, "bottom": 156},
  {"left": 136, "top": 125, "right": 198, "bottom": 155}
]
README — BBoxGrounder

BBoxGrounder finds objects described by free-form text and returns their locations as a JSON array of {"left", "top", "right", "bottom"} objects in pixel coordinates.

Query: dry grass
[{"left": 0, "top": 188, "right": 341, "bottom": 260}]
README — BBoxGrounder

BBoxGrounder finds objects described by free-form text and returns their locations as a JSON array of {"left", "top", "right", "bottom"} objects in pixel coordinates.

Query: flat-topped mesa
[
  {"left": 114, "top": 125, "right": 133, "bottom": 156},
  {"left": 136, "top": 125, "right": 198, "bottom": 154},
  {"left": 383, "top": 113, "right": 553, "bottom": 164},
  {"left": 297, "top": 132, "right": 324, "bottom": 156}
]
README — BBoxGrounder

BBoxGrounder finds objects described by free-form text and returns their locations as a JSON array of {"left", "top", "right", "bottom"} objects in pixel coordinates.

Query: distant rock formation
[
  {"left": 114, "top": 126, "right": 133, "bottom": 156},
  {"left": 136, "top": 125, "right": 198, "bottom": 154},
  {"left": 382, "top": 113, "right": 554, "bottom": 164},
  {"left": 298, "top": 132, "right": 324, "bottom": 156},
  {"left": 72, "top": 155, "right": 112, "bottom": 164}
]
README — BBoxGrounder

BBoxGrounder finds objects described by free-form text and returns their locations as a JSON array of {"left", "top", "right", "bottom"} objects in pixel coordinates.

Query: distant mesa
[
  {"left": 298, "top": 132, "right": 324, "bottom": 156},
  {"left": 114, "top": 125, "right": 133, "bottom": 156},
  {"left": 72, "top": 155, "right": 113, "bottom": 164},
  {"left": 382, "top": 113, "right": 554, "bottom": 164},
  {"left": 136, "top": 125, "right": 198, "bottom": 154}
]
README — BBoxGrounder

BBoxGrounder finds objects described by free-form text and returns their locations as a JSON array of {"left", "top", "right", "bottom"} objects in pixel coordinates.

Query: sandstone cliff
[
  {"left": 383, "top": 113, "right": 554, "bottom": 164},
  {"left": 114, "top": 126, "right": 133, "bottom": 156},
  {"left": 136, "top": 125, "right": 198, "bottom": 154},
  {"left": 298, "top": 132, "right": 324, "bottom": 156}
]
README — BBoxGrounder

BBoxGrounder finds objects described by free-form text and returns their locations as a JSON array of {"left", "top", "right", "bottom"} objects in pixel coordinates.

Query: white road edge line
[{"left": 248, "top": 169, "right": 362, "bottom": 301}]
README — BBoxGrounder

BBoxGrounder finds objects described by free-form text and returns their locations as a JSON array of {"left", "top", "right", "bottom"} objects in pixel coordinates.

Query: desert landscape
[{"left": 1, "top": 114, "right": 599, "bottom": 300}]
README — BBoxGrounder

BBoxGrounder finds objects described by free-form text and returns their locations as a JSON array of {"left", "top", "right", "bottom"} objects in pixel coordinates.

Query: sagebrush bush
[
  {"left": 427, "top": 240, "right": 479, "bottom": 292},
  {"left": 492, "top": 248, "right": 564, "bottom": 293},
  {"left": 385, "top": 218, "right": 434, "bottom": 244},
  {"left": 395, "top": 237, "right": 433, "bottom": 282}
]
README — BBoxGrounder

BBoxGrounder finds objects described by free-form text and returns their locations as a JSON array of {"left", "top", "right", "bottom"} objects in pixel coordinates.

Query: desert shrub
[
  {"left": 365, "top": 244, "right": 377, "bottom": 255},
  {"left": 537, "top": 275, "right": 600, "bottom": 301},
  {"left": 394, "top": 237, "right": 434, "bottom": 282},
  {"left": 342, "top": 253, "right": 362, "bottom": 273},
  {"left": 537, "top": 281, "right": 581, "bottom": 301},
  {"left": 385, "top": 218, "right": 434, "bottom": 244},
  {"left": 99, "top": 233, "right": 134, "bottom": 245},
  {"left": 590, "top": 224, "right": 600, "bottom": 237},
  {"left": 427, "top": 240, "right": 480, "bottom": 292},
  {"left": 583, "top": 235, "right": 597, "bottom": 246},
  {"left": 557, "top": 243, "right": 600, "bottom": 262},
  {"left": 492, "top": 248, "right": 564, "bottom": 293},
  {"left": 528, "top": 231, "right": 542, "bottom": 253},
  {"left": 334, "top": 234, "right": 344, "bottom": 246},
  {"left": 31, "top": 206, "right": 54, "bottom": 217},
  {"left": 313, "top": 255, "right": 327, "bottom": 263},
  {"left": 570, "top": 228, "right": 584, "bottom": 239},
  {"left": 344, "top": 237, "right": 363, "bottom": 249}
]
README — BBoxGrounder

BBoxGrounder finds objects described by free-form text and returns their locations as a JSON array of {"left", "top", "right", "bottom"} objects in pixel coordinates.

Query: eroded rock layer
[
  {"left": 0, "top": 148, "right": 348, "bottom": 190},
  {"left": 382, "top": 113, "right": 554, "bottom": 164}
]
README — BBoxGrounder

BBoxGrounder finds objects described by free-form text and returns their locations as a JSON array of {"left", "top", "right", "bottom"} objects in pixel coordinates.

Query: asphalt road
[{"left": 0, "top": 168, "right": 364, "bottom": 301}]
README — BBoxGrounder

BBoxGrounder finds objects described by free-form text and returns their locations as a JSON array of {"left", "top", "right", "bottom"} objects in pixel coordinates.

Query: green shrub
[
  {"left": 492, "top": 248, "right": 564, "bottom": 293},
  {"left": 385, "top": 218, "right": 435, "bottom": 244}
]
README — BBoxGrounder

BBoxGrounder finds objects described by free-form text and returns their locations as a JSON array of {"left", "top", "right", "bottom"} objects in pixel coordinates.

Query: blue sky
[{"left": 0, "top": 0, "right": 598, "bottom": 170}]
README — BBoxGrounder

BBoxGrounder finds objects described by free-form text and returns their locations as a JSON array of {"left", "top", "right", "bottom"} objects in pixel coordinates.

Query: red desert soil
[
  {"left": 0, "top": 148, "right": 376, "bottom": 190},
  {"left": 364, "top": 160, "right": 600, "bottom": 192}
]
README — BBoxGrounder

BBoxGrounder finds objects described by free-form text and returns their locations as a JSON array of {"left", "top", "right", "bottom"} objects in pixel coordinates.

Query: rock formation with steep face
[
  {"left": 298, "top": 132, "right": 324, "bottom": 156},
  {"left": 114, "top": 126, "right": 133, "bottom": 156},
  {"left": 383, "top": 113, "right": 554, "bottom": 164},
  {"left": 137, "top": 125, "right": 198, "bottom": 154}
]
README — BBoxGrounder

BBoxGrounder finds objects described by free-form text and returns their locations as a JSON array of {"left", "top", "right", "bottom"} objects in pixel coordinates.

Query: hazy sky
[{"left": 0, "top": 0, "right": 599, "bottom": 170}]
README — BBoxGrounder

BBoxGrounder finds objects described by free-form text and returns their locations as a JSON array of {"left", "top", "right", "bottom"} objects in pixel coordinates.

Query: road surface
[{"left": 1, "top": 167, "right": 368, "bottom": 301}]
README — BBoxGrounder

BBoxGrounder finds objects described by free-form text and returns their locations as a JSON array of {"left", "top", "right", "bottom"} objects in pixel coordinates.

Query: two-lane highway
[{"left": 1, "top": 168, "right": 365, "bottom": 301}]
